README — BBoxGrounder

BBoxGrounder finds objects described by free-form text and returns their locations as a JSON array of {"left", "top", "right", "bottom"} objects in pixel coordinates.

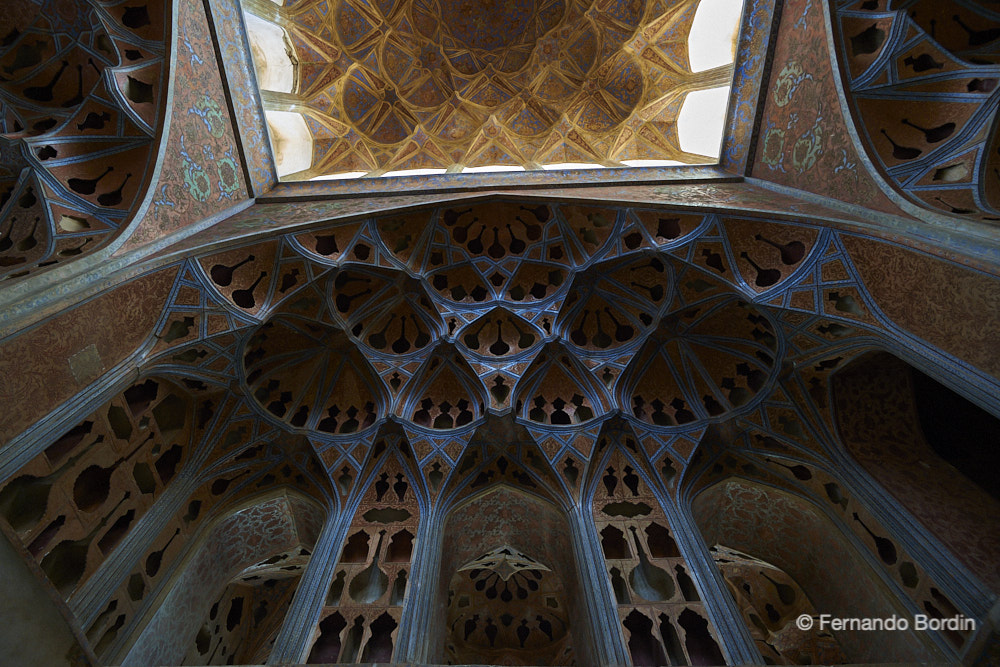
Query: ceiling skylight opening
[
  {"left": 264, "top": 110, "right": 312, "bottom": 178},
  {"left": 244, "top": 13, "right": 295, "bottom": 93},
  {"left": 462, "top": 165, "right": 527, "bottom": 173},
  {"left": 688, "top": 0, "right": 744, "bottom": 72},
  {"left": 251, "top": 0, "right": 748, "bottom": 184},
  {"left": 677, "top": 86, "right": 731, "bottom": 158},
  {"left": 541, "top": 163, "right": 605, "bottom": 170},
  {"left": 310, "top": 172, "right": 367, "bottom": 181},
  {"left": 622, "top": 159, "right": 687, "bottom": 168},
  {"left": 381, "top": 168, "right": 449, "bottom": 178}
]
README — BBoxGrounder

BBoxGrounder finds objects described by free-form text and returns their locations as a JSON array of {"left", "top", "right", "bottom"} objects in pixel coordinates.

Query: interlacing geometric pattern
[
  {"left": 264, "top": 0, "right": 738, "bottom": 177},
  {"left": 832, "top": 0, "right": 1000, "bottom": 220},
  {"left": 1, "top": 191, "right": 990, "bottom": 665},
  {"left": 191, "top": 200, "right": 808, "bottom": 451},
  {"left": 0, "top": 0, "right": 168, "bottom": 280}
]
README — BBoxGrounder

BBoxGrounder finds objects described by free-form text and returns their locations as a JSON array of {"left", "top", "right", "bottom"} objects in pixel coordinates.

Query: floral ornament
[
  {"left": 760, "top": 122, "right": 787, "bottom": 172},
  {"left": 217, "top": 144, "right": 242, "bottom": 200},
  {"left": 188, "top": 94, "right": 226, "bottom": 139},
  {"left": 791, "top": 117, "right": 823, "bottom": 173},
  {"left": 179, "top": 135, "right": 211, "bottom": 202},
  {"left": 772, "top": 61, "right": 812, "bottom": 108}
]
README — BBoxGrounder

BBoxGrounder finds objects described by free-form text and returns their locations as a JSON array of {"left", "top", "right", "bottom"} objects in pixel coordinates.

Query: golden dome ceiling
[{"left": 249, "top": 0, "right": 742, "bottom": 178}]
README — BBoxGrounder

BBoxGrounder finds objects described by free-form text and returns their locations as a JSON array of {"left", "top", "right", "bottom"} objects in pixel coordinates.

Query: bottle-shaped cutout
[
  {"left": 451, "top": 214, "right": 478, "bottom": 243},
  {"left": 602, "top": 467, "right": 618, "bottom": 496},
  {"left": 967, "top": 78, "right": 997, "bottom": 93},
  {"left": 488, "top": 226, "right": 504, "bottom": 258},
  {"left": 59, "top": 237, "right": 91, "bottom": 257},
  {"left": 764, "top": 457, "right": 812, "bottom": 481},
  {"left": 314, "top": 233, "right": 339, "bottom": 255},
  {"left": 145, "top": 527, "right": 180, "bottom": 577},
  {"left": 739, "top": 252, "right": 781, "bottom": 287},
  {"left": 489, "top": 319, "right": 510, "bottom": 355},
  {"left": 68, "top": 166, "right": 113, "bottom": 195},
  {"left": 592, "top": 310, "right": 613, "bottom": 348},
  {"left": 0, "top": 215, "right": 16, "bottom": 252},
  {"left": 933, "top": 196, "right": 974, "bottom": 214},
  {"left": 40, "top": 493, "right": 131, "bottom": 595},
  {"left": 62, "top": 64, "right": 84, "bottom": 108},
  {"left": 348, "top": 530, "right": 389, "bottom": 603},
  {"left": 604, "top": 307, "right": 635, "bottom": 342},
  {"left": 16, "top": 216, "right": 40, "bottom": 252},
  {"left": 29, "top": 515, "right": 67, "bottom": 556},
  {"left": 390, "top": 569, "right": 407, "bottom": 605},
  {"left": 610, "top": 566, "right": 631, "bottom": 604},
  {"left": 340, "top": 616, "right": 365, "bottom": 663},
  {"left": 392, "top": 473, "right": 408, "bottom": 502},
  {"left": 412, "top": 317, "right": 431, "bottom": 348},
  {"left": 24, "top": 59, "right": 69, "bottom": 101},
  {"left": 210, "top": 254, "right": 254, "bottom": 287},
  {"left": 849, "top": 24, "right": 885, "bottom": 56},
  {"left": 760, "top": 571, "right": 796, "bottom": 605},
  {"left": 953, "top": 14, "right": 1000, "bottom": 47},
  {"left": 467, "top": 224, "right": 486, "bottom": 254},
  {"left": 367, "top": 313, "right": 396, "bottom": 350},
  {"left": 879, "top": 129, "right": 922, "bottom": 160},
  {"left": 514, "top": 214, "right": 544, "bottom": 243},
  {"left": 326, "top": 570, "right": 346, "bottom": 605},
  {"left": 125, "top": 76, "right": 153, "bottom": 104},
  {"left": 505, "top": 223, "right": 526, "bottom": 253},
  {"left": 442, "top": 206, "right": 473, "bottom": 227},
  {"left": 210, "top": 469, "right": 251, "bottom": 495},
  {"left": 675, "top": 565, "right": 700, "bottom": 601},
  {"left": 0, "top": 449, "right": 87, "bottom": 531},
  {"left": 97, "top": 172, "right": 131, "bottom": 207},
  {"left": 334, "top": 279, "right": 372, "bottom": 312},
  {"left": 232, "top": 271, "right": 267, "bottom": 308},
  {"left": 627, "top": 526, "right": 675, "bottom": 601},
  {"left": 630, "top": 279, "right": 665, "bottom": 301},
  {"left": 903, "top": 53, "right": 943, "bottom": 72},
  {"left": 2, "top": 38, "right": 46, "bottom": 76},
  {"left": 754, "top": 233, "right": 805, "bottom": 265},
  {"left": 391, "top": 315, "right": 411, "bottom": 354},
  {"left": 73, "top": 433, "right": 153, "bottom": 511},
  {"left": 515, "top": 319, "right": 535, "bottom": 349},
  {"left": 901, "top": 118, "right": 955, "bottom": 143},
  {"left": 78, "top": 111, "right": 111, "bottom": 131},
  {"left": 570, "top": 309, "right": 590, "bottom": 346},
  {"left": 278, "top": 267, "right": 300, "bottom": 293},
  {"left": 852, "top": 512, "right": 897, "bottom": 564}
]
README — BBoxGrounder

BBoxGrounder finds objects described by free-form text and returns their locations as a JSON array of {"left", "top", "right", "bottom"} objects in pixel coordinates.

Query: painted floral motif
[
  {"left": 124, "top": 0, "right": 248, "bottom": 249},
  {"left": 189, "top": 94, "right": 227, "bottom": 139},
  {"left": 772, "top": 61, "right": 811, "bottom": 107},
  {"left": 791, "top": 116, "right": 823, "bottom": 173},
  {"left": 752, "top": 0, "right": 896, "bottom": 213},
  {"left": 761, "top": 125, "right": 786, "bottom": 171}
]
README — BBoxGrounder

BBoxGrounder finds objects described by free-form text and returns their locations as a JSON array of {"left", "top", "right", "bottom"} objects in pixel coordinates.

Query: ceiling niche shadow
[
  {"left": 691, "top": 478, "right": 941, "bottom": 664},
  {"left": 119, "top": 492, "right": 325, "bottom": 666},
  {"left": 433, "top": 485, "right": 587, "bottom": 666},
  {"left": 832, "top": 351, "right": 1000, "bottom": 593}
]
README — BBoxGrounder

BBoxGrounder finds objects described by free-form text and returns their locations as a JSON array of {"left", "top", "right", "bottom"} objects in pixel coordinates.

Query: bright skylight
[
  {"left": 250, "top": 0, "right": 745, "bottom": 182},
  {"left": 244, "top": 13, "right": 294, "bottom": 93},
  {"left": 688, "top": 0, "right": 743, "bottom": 72},
  {"left": 677, "top": 86, "right": 731, "bottom": 158},
  {"left": 264, "top": 110, "right": 312, "bottom": 178}
]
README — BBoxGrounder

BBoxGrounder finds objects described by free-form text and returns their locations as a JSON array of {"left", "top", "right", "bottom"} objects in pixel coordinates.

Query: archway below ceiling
[
  {"left": 691, "top": 478, "right": 941, "bottom": 664},
  {"left": 832, "top": 350, "right": 1000, "bottom": 594},
  {"left": 433, "top": 485, "right": 590, "bottom": 665}
]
